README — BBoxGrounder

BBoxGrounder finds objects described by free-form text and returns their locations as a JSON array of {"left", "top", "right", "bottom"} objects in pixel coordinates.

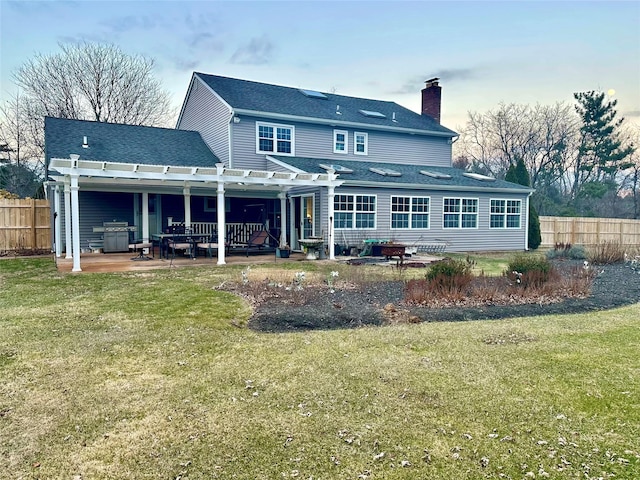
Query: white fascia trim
[
  {"left": 177, "top": 74, "right": 235, "bottom": 128},
  {"left": 233, "top": 108, "right": 456, "bottom": 138},
  {"left": 194, "top": 74, "right": 235, "bottom": 113},
  {"left": 265, "top": 155, "right": 306, "bottom": 173},
  {"left": 343, "top": 180, "right": 534, "bottom": 194},
  {"left": 175, "top": 74, "right": 197, "bottom": 128}
]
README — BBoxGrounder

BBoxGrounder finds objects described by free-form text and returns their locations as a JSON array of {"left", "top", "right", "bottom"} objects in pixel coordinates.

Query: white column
[
  {"left": 278, "top": 191, "right": 287, "bottom": 247},
  {"left": 54, "top": 185, "right": 62, "bottom": 257},
  {"left": 142, "top": 192, "right": 149, "bottom": 242},
  {"left": 328, "top": 184, "right": 336, "bottom": 260},
  {"left": 70, "top": 175, "right": 81, "bottom": 272},
  {"left": 64, "top": 179, "right": 72, "bottom": 259},
  {"left": 216, "top": 181, "right": 226, "bottom": 265},
  {"left": 183, "top": 186, "right": 191, "bottom": 231},
  {"left": 289, "top": 195, "right": 296, "bottom": 250}
]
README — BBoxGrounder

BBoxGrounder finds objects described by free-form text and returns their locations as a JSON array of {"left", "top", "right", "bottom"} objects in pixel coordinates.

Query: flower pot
[{"left": 276, "top": 248, "right": 290, "bottom": 258}]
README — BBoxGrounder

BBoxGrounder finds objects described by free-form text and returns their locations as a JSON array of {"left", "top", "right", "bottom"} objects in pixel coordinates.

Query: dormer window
[
  {"left": 354, "top": 132, "right": 368, "bottom": 155},
  {"left": 256, "top": 122, "right": 294, "bottom": 156},
  {"left": 333, "top": 130, "right": 348, "bottom": 154}
]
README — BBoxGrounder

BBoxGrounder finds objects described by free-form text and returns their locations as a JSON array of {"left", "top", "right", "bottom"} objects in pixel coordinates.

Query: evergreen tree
[
  {"left": 572, "top": 91, "right": 635, "bottom": 198},
  {"left": 505, "top": 158, "right": 542, "bottom": 249}
]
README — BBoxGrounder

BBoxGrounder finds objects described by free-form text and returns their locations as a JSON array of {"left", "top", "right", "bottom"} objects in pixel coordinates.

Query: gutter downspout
[{"left": 525, "top": 191, "right": 532, "bottom": 251}]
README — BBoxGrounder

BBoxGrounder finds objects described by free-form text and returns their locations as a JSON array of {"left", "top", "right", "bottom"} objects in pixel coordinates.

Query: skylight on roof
[
  {"left": 319, "top": 163, "right": 353, "bottom": 173},
  {"left": 370, "top": 167, "right": 401, "bottom": 177},
  {"left": 359, "top": 109, "right": 387, "bottom": 119},
  {"left": 420, "top": 170, "right": 452, "bottom": 180},
  {"left": 463, "top": 172, "right": 496, "bottom": 182},
  {"left": 299, "top": 89, "right": 328, "bottom": 99}
]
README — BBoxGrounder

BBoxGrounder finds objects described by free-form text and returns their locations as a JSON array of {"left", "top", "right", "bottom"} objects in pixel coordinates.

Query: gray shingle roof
[
  {"left": 195, "top": 73, "right": 457, "bottom": 137},
  {"left": 45, "top": 117, "right": 219, "bottom": 168},
  {"left": 271, "top": 156, "right": 533, "bottom": 192}
]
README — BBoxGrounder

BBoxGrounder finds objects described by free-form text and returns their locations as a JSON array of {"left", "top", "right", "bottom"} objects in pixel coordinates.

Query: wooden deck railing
[{"left": 167, "top": 219, "right": 268, "bottom": 245}]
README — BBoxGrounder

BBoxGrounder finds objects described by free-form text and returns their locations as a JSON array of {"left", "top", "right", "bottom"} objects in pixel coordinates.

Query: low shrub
[
  {"left": 546, "top": 243, "right": 587, "bottom": 260},
  {"left": 426, "top": 257, "right": 473, "bottom": 280},
  {"left": 588, "top": 241, "right": 626, "bottom": 264},
  {"left": 426, "top": 258, "right": 474, "bottom": 296},
  {"left": 507, "top": 253, "right": 552, "bottom": 288},
  {"left": 567, "top": 244, "right": 587, "bottom": 259}
]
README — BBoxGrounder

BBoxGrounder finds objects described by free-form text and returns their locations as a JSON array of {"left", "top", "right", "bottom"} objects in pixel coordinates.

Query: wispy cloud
[
  {"left": 229, "top": 35, "right": 275, "bottom": 65},
  {"left": 392, "top": 68, "right": 480, "bottom": 94},
  {"left": 624, "top": 110, "right": 640, "bottom": 118},
  {"left": 99, "top": 15, "right": 164, "bottom": 34}
]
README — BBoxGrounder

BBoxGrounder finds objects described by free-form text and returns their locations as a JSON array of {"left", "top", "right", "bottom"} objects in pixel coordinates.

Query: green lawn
[{"left": 1, "top": 257, "right": 638, "bottom": 479}]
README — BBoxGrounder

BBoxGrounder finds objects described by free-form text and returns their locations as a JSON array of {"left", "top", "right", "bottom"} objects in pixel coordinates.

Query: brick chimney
[{"left": 421, "top": 77, "right": 441, "bottom": 123}]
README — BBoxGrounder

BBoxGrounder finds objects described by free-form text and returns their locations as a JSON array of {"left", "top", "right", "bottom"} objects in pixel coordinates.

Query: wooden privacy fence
[
  {"left": 0, "top": 199, "right": 51, "bottom": 252},
  {"left": 540, "top": 216, "right": 640, "bottom": 248}
]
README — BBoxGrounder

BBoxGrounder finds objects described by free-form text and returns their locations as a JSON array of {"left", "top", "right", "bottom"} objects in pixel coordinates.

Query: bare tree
[
  {"left": 456, "top": 102, "right": 578, "bottom": 214},
  {"left": 0, "top": 93, "right": 44, "bottom": 197},
  {"left": 458, "top": 102, "right": 577, "bottom": 183},
  {"left": 13, "top": 42, "right": 174, "bottom": 126},
  {"left": 2, "top": 42, "right": 175, "bottom": 197}
]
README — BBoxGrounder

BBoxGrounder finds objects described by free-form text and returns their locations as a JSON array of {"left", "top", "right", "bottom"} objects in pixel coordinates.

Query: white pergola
[{"left": 48, "top": 157, "right": 343, "bottom": 272}]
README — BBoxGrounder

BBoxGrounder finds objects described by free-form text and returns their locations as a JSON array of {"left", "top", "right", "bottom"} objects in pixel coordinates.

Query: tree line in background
[
  {"left": 0, "top": 42, "right": 175, "bottom": 198},
  {"left": 1, "top": 42, "right": 637, "bottom": 224},
  {"left": 455, "top": 92, "right": 638, "bottom": 219}
]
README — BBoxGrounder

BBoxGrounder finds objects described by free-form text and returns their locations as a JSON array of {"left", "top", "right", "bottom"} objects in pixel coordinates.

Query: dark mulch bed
[{"left": 246, "top": 262, "right": 640, "bottom": 333}]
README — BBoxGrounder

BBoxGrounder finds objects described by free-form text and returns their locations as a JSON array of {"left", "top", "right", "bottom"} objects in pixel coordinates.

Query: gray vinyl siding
[
  {"left": 319, "top": 186, "right": 528, "bottom": 252},
  {"left": 177, "top": 77, "right": 231, "bottom": 165},
  {"left": 231, "top": 116, "right": 452, "bottom": 170},
  {"left": 59, "top": 191, "right": 135, "bottom": 252}
]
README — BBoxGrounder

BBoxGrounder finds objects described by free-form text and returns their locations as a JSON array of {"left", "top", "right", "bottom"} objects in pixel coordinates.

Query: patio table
[{"left": 152, "top": 233, "right": 206, "bottom": 259}]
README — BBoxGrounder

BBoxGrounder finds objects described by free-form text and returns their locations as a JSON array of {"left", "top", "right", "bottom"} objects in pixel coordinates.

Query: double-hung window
[
  {"left": 391, "top": 196, "right": 430, "bottom": 229},
  {"left": 490, "top": 199, "right": 521, "bottom": 228},
  {"left": 256, "top": 122, "right": 294, "bottom": 155},
  {"left": 443, "top": 197, "right": 478, "bottom": 228},
  {"left": 354, "top": 132, "right": 368, "bottom": 155},
  {"left": 334, "top": 194, "right": 376, "bottom": 229},
  {"left": 334, "top": 130, "right": 348, "bottom": 154}
]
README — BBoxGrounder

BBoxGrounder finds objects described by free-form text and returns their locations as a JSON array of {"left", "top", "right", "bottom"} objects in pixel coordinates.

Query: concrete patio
[{"left": 55, "top": 248, "right": 309, "bottom": 273}]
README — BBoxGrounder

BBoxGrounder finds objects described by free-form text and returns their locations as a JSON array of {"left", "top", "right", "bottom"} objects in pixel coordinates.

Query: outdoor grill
[{"left": 94, "top": 221, "right": 134, "bottom": 253}]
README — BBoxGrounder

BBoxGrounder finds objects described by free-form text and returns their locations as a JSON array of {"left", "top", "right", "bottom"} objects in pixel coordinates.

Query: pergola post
[
  {"left": 141, "top": 192, "right": 149, "bottom": 243},
  {"left": 70, "top": 174, "right": 81, "bottom": 272},
  {"left": 64, "top": 179, "right": 72, "bottom": 259},
  {"left": 278, "top": 191, "right": 287, "bottom": 247},
  {"left": 327, "top": 183, "right": 336, "bottom": 260},
  {"left": 54, "top": 184, "right": 61, "bottom": 257},
  {"left": 183, "top": 185, "right": 191, "bottom": 231},
  {"left": 289, "top": 195, "right": 296, "bottom": 250},
  {"left": 216, "top": 163, "right": 226, "bottom": 265}
]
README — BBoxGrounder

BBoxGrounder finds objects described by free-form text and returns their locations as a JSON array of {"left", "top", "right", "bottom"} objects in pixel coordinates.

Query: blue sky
[{"left": 1, "top": 0, "right": 639, "bottom": 130}]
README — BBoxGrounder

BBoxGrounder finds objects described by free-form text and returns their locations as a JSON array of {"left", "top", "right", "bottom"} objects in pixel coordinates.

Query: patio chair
[
  {"left": 168, "top": 227, "right": 194, "bottom": 259},
  {"left": 196, "top": 234, "right": 228, "bottom": 258},
  {"left": 129, "top": 240, "right": 154, "bottom": 260},
  {"left": 235, "top": 229, "right": 270, "bottom": 257}
]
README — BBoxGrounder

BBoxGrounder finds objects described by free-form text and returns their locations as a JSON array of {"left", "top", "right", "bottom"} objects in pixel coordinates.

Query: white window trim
[
  {"left": 354, "top": 131, "right": 368, "bottom": 156},
  {"left": 334, "top": 193, "right": 377, "bottom": 230},
  {"left": 256, "top": 121, "right": 295, "bottom": 156},
  {"left": 442, "top": 197, "right": 479, "bottom": 229},
  {"left": 391, "top": 196, "right": 431, "bottom": 230},
  {"left": 490, "top": 198, "right": 522, "bottom": 229},
  {"left": 333, "top": 129, "right": 348, "bottom": 154}
]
